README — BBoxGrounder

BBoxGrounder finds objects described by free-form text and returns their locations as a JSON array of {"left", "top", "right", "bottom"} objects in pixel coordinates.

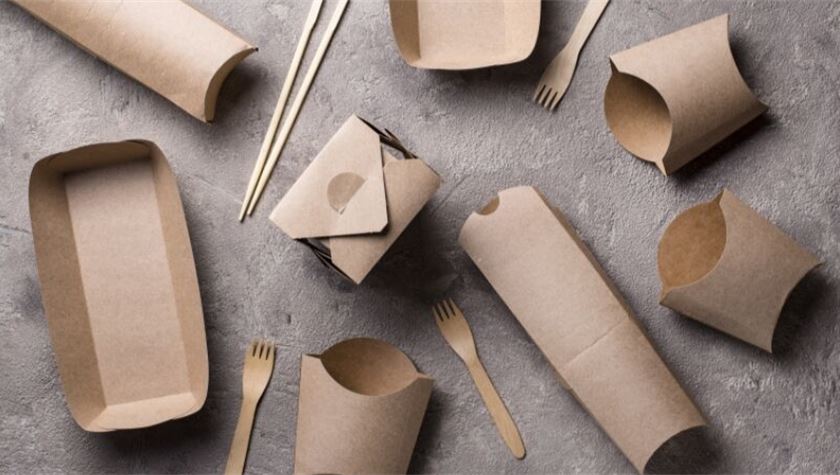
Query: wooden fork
[
  {"left": 433, "top": 299, "right": 526, "bottom": 459},
  {"left": 225, "top": 340, "right": 276, "bottom": 475},
  {"left": 534, "top": 0, "right": 610, "bottom": 111}
]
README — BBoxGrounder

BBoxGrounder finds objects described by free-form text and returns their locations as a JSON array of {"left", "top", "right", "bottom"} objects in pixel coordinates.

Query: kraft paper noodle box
[{"left": 270, "top": 115, "right": 441, "bottom": 284}]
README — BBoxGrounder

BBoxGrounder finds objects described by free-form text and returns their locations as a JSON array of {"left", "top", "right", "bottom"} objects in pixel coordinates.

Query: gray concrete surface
[{"left": 1, "top": 0, "right": 839, "bottom": 473}]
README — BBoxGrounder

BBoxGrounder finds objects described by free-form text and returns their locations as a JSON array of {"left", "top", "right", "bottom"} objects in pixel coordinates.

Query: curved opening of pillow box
[
  {"left": 604, "top": 63, "right": 674, "bottom": 175},
  {"left": 657, "top": 193, "right": 727, "bottom": 299},
  {"left": 320, "top": 338, "right": 426, "bottom": 397},
  {"left": 388, "top": 0, "right": 540, "bottom": 70},
  {"left": 202, "top": 47, "right": 257, "bottom": 122}
]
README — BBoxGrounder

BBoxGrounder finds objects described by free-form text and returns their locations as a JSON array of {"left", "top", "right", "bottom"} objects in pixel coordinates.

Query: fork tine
[
  {"left": 545, "top": 90, "right": 558, "bottom": 109},
  {"left": 248, "top": 340, "right": 257, "bottom": 357},
  {"left": 550, "top": 91, "right": 563, "bottom": 111},
  {"left": 538, "top": 86, "right": 551, "bottom": 105},
  {"left": 533, "top": 84, "right": 545, "bottom": 102},
  {"left": 445, "top": 298, "right": 458, "bottom": 317},
  {"left": 432, "top": 304, "right": 443, "bottom": 321}
]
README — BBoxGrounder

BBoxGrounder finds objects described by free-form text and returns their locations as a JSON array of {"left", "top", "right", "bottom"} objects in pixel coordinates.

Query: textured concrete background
[{"left": 1, "top": 0, "right": 839, "bottom": 473}]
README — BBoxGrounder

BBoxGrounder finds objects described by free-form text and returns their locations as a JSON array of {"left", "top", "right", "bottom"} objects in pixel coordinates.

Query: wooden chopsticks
[{"left": 239, "top": 0, "right": 350, "bottom": 220}]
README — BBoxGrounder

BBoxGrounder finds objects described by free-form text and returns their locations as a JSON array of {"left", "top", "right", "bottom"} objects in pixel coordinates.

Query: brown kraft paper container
[
  {"left": 459, "top": 186, "right": 705, "bottom": 472},
  {"left": 270, "top": 115, "right": 441, "bottom": 284},
  {"left": 294, "top": 338, "right": 433, "bottom": 474},
  {"left": 12, "top": 0, "right": 256, "bottom": 122},
  {"left": 388, "top": 0, "right": 540, "bottom": 70},
  {"left": 658, "top": 189, "right": 821, "bottom": 352},
  {"left": 29, "top": 140, "right": 207, "bottom": 431},
  {"left": 604, "top": 14, "right": 767, "bottom": 175}
]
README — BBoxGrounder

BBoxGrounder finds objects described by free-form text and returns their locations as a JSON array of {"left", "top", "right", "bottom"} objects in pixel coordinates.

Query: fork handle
[
  {"left": 225, "top": 398, "right": 258, "bottom": 475},
  {"left": 567, "top": 0, "right": 610, "bottom": 55},
  {"left": 466, "top": 361, "right": 526, "bottom": 459}
]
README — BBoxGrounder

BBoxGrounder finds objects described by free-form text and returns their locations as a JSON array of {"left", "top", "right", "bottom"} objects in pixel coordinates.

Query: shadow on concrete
[{"left": 646, "top": 426, "right": 721, "bottom": 474}]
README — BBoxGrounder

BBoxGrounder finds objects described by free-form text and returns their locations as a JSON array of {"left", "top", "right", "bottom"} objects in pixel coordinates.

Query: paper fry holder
[{"left": 294, "top": 338, "right": 433, "bottom": 474}]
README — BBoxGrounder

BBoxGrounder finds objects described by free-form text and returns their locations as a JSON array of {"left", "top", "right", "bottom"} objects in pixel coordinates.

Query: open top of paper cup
[
  {"left": 319, "top": 338, "right": 422, "bottom": 397},
  {"left": 388, "top": 0, "right": 541, "bottom": 69}
]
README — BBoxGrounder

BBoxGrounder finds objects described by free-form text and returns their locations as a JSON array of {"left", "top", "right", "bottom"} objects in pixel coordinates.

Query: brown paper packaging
[
  {"left": 459, "top": 186, "right": 705, "bottom": 472},
  {"left": 604, "top": 14, "right": 767, "bottom": 175},
  {"left": 12, "top": 0, "right": 256, "bottom": 122},
  {"left": 294, "top": 338, "right": 433, "bottom": 474},
  {"left": 658, "top": 189, "right": 820, "bottom": 352},
  {"left": 270, "top": 115, "right": 441, "bottom": 284},
  {"left": 29, "top": 140, "right": 207, "bottom": 431},
  {"left": 388, "top": 0, "right": 540, "bottom": 70}
]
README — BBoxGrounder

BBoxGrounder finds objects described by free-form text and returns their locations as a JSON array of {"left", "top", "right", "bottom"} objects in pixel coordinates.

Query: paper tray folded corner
[
  {"left": 294, "top": 338, "right": 433, "bottom": 474},
  {"left": 29, "top": 140, "right": 208, "bottom": 431},
  {"left": 658, "top": 189, "right": 821, "bottom": 352},
  {"left": 458, "top": 186, "right": 705, "bottom": 472}
]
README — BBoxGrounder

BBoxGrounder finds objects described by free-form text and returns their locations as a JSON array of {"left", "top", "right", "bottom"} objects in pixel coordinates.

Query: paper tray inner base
[
  {"left": 416, "top": 2, "right": 505, "bottom": 63},
  {"left": 65, "top": 160, "right": 191, "bottom": 406}
]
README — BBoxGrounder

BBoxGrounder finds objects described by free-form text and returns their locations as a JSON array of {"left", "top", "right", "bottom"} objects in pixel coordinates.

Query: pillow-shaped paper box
[
  {"left": 270, "top": 115, "right": 441, "bottom": 284},
  {"left": 658, "top": 189, "right": 820, "bottom": 351},
  {"left": 604, "top": 15, "right": 767, "bottom": 175},
  {"left": 28, "top": 140, "right": 208, "bottom": 431}
]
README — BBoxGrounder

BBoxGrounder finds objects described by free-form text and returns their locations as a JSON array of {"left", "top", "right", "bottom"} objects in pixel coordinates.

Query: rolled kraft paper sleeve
[
  {"left": 11, "top": 0, "right": 256, "bottom": 122},
  {"left": 458, "top": 186, "right": 705, "bottom": 472}
]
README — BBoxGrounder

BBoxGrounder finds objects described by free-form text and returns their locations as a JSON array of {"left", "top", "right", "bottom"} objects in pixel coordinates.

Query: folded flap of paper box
[
  {"left": 271, "top": 115, "right": 388, "bottom": 239},
  {"left": 604, "top": 14, "right": 767, "bottom": 175},
  {"left": 658, "top": 189, "right": 820, "bottom": 351},
  {"left": 326, "top": 152, "right": 441, "bottom": 283},
  {"left": 295, "top": 338, "right": 433, "bottom": 474},
  {"left": 29, "top": 140, "right": 207, "bottom": 431},
  {"left": 12, "top": 0, "right": 256, "bottom": 122},
  {"left": 459, "top": 186, "right": 705, "bottom": 472}
]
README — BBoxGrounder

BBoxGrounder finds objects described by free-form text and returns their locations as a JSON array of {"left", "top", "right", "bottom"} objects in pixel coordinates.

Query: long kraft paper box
[
  {"left": 459, "top": 186, "right": 705, "bottom": 472},
  {"left": 29, "top": 140, "right": 208, "bottom": 431},
  {"left": 12, "top": 0, "right": 256, "bottom": 122}
]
